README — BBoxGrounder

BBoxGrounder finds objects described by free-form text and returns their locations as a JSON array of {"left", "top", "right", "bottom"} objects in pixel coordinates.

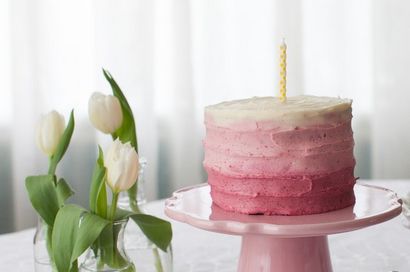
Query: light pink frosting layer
[
  {"left": 203, "top": 95, "right": 356, "bottom": 215},
  {"left": 204, "top": 121, "right": 355, "bottom": 176}
]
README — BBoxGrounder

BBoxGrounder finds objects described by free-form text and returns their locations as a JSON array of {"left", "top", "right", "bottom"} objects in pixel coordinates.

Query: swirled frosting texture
[{"left": 204, "top": 95, "right": 356, "bottom": 215}]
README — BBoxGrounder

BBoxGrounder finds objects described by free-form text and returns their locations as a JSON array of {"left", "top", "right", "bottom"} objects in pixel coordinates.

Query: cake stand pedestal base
[
  {"left": 238, "top": 235, "right": 332, "bottom": 272},
  {"left": 165, "top": 183, "right": 401, "bottom": 272}
]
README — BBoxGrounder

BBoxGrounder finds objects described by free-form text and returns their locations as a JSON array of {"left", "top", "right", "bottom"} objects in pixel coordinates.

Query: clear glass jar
[
  {"left": 33, "top": 217, "right": 55, "bottom": 272},
  {"left": 118, "top": 158, "right": 173, "bottom": 272},
  {"left": 80, "top": 219, "right": 135, "bottom": 272}
]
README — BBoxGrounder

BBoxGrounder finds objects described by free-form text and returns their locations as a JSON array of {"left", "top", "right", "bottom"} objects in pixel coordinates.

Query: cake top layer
[{"left": 205, "top": 95, "right": 352, "bottom": 129}]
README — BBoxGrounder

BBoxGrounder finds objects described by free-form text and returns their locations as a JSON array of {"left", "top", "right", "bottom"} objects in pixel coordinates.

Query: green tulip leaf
[
  {"left": 71, "top": 211, "right": 110, "bottom": 261},
  {"left": 113, "top": 207, "right": 133, "bottom": 221},
  {"left": 52, "top": 204, "right": 109, "bottom": 272},
  {"left": 56, "top": 178, "right": 74, "bottom": 206},
  {"left": 102, "top": 69, "right": 138, "bottom": 151},
  {"left": 49, "top": 110, "right": 75, "bottom": 174},
  {"left": 89, "top": 146, "right": 107, "bottom": 218},
  {"left": 130, "top": 214, "right": 172, "bottom": 252},
  {"left": 25, "top": 174, "right": 60, "bottom": 226}
]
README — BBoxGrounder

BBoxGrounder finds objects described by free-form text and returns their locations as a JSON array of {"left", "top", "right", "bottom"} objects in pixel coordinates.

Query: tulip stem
[
  {"left": 109, "top": 193, "right": 119, "bottom": 221},
  {"left": 48, "top": 157, "right": 57, "bottom": 176},
  {"left": 153, "top": 247, "right": 164, "bottom": 272}
]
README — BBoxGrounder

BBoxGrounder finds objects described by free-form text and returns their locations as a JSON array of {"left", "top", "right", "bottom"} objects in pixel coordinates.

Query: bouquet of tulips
[{"left": 26, "top": 70, "right": 172, "bottom": 272}]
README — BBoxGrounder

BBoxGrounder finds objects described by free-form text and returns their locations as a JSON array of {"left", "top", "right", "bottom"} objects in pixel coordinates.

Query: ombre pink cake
[{"left": 203, "top": 95, "right": 356, "bottom": 215}]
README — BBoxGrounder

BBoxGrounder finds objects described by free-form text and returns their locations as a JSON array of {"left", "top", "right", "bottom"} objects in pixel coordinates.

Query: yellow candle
[{"left": 279, "top": 39, "right": 287, "bottom": 102}]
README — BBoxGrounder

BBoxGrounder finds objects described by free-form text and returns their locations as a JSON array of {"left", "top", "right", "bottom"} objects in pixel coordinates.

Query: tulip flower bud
[
  {"left": 35, "top": 110, "right": 66, "bottom": 156},
  {"left": 88, "top": 92, "right": 123, "bottom": 134},
  {"left": 104, "top": 139, "right": 140, "bottom": 193}
]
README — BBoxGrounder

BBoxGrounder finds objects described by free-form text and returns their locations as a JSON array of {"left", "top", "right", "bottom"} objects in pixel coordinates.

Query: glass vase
[
  {"left": 118, "top": 158, "right": 173, "bottom": 272},
  {"left": 80, "top": 219, "right": 135, "bottom": 272},
  {"left": 33, "top": 217, "right": 55, "bottom": 272},
  {"left": 121, "top": 221, "right": 173, "bottom": 272}
]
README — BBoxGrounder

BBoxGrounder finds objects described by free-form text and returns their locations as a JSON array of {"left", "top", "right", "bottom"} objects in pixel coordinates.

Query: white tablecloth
[{"left": 1, "top": 180, "right": 410, "bottom": 272}]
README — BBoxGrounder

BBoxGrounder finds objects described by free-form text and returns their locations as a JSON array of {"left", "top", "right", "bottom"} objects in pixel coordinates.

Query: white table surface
[{"left": 1, "top": 180, "right": 410, "bottom": 272}]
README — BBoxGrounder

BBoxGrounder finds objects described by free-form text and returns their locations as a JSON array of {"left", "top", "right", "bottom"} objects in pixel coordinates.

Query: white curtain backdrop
[{"left": 1, "top": 0, "right": 409, "bottom": 233}]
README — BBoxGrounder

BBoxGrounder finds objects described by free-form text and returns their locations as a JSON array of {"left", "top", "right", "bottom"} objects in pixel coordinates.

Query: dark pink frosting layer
[
  {"left": 207, "top": 167, "right": 356, "bottom": 197},
  {"left": 210, "top": 186, "right": 355, "bottom": 215}
]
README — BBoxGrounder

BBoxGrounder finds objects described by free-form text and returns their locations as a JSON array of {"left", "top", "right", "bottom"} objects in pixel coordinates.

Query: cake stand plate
[{"left": 165, "top": 183, "right": 402, "bottom": 272}]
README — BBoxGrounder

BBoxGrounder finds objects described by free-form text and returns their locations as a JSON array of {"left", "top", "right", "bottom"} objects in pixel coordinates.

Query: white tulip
[
  {"left": 88, "top": 92, "right": 123, "bottom": 134},
  {"left": 35, "top": 110, "right": 66, "bottom": 156},
  {"left": 104, "top": 139, "right": 140, "bottom": 193}
]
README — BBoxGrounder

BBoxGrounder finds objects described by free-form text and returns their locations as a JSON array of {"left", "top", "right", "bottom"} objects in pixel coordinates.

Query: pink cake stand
[{"left": 165, "top": 183, "right": 402, "bottom": 272}]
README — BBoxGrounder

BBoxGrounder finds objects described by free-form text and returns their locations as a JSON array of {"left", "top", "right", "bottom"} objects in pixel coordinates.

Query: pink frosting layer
[
  {"left": 204, "top": 121, "right": 355, "bottom": 176},
  {"left": 207, "top": 167, "right": 356, "bottom": 197},
  {"left": 205, "top": 121, "right": 353, "bottom": 156},
  {"left": 210, "top": 185, "right": 355, "bottom": 215},
  {"left": 204, "top": 115, "right": 356, "bottom": 215}
]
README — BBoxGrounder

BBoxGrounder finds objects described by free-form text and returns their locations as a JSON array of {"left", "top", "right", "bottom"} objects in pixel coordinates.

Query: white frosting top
[{"left": 205, "top": 95, "right": 352, "bottom": 128}]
